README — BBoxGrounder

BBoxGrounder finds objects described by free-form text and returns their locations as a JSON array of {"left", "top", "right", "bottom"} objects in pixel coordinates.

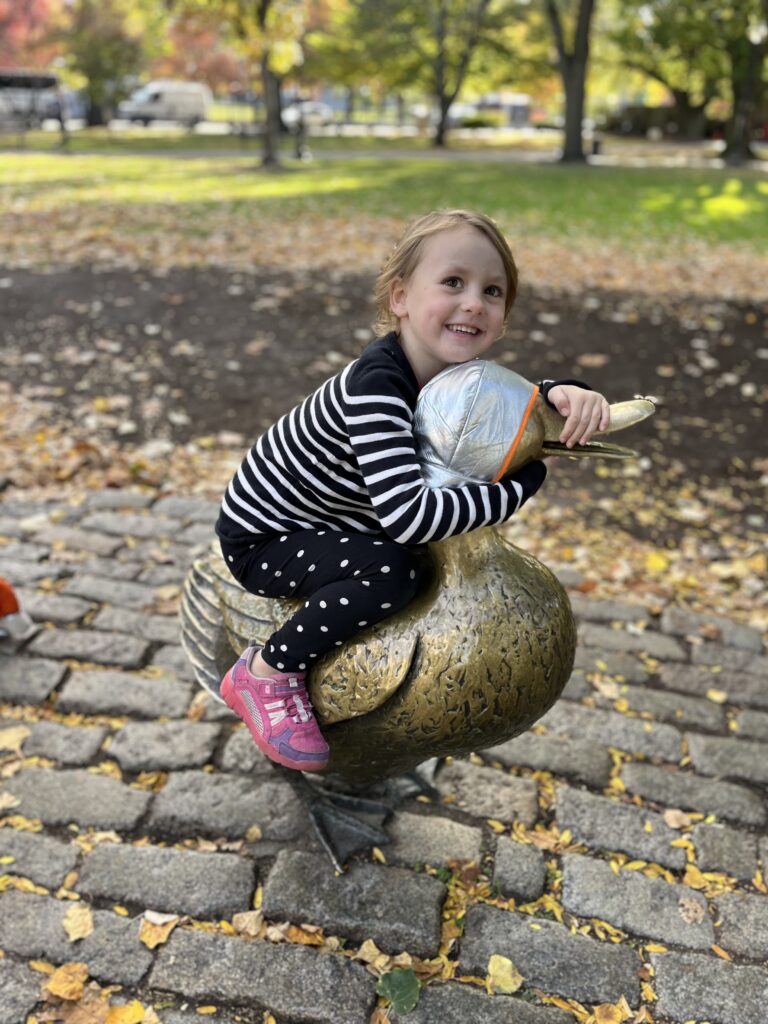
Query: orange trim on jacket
[{"left": 491, "top": 385, "right": 539, "bottom": 483}]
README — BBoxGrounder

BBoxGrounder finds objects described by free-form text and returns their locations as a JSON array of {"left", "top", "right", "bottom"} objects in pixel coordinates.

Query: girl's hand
[{"left": 547, "top": 385, "right": 611, "bottom": 447}]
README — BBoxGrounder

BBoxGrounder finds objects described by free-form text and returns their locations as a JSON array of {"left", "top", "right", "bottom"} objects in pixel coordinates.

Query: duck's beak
[{"left": 540, "top": 399, "right": 656, "bottom": 460}]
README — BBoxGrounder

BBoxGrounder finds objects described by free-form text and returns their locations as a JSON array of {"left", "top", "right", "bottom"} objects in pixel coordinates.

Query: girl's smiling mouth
[{"left": 446, "top": 323, "right": 480, "bottom": 336}]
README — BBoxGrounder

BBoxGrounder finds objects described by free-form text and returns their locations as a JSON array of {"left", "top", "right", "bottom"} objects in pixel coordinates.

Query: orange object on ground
[{"left": 0, "top": 577, "right": 20, "bottom": 617}]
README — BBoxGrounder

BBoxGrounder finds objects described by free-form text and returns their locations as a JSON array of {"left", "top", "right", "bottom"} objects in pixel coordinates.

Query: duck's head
[{"left": 413, "top": 361, "right": 655, "bottom": 486}]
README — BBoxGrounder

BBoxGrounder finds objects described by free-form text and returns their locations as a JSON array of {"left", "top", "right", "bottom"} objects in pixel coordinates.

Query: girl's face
[{"left": 389, "top": 224, "right": 508, "bottom": 386}]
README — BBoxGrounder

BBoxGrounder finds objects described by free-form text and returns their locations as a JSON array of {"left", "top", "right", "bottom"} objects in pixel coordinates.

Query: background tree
[
  {"left": 151, "top": 10, "right": 251, "bottom": 95},
  {"left": 607, "top": 0, "right": 724, "bottom": 140},
  {"left": 717, "top": 0, "right": 768, "bottom": 164},
  {"left": 64, "top": 0, "right": 166, "bottom": 125},
  {"left": 543, "top": 0, "right": 597, "bottom": 162},
  {"left": 183, "top": 0, "right": 310, "bottom": 167},
  {"left": 0, "top": 0, "right": 60, "bottom": 68}
]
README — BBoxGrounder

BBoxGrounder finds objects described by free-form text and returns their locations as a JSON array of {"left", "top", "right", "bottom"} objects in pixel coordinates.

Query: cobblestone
[
  {"left": 567, "top": 595, "right": 653, "bottom": 624},
  {"left": 77, "top": 843, "right": 256, "bottom": 918},
  {"left": 660, "top": 605, "right": 764, "bottom": 651},
  {"left": 0, "top": 655, "right": 67, "bottom": 703},
  {"left": 658, "top": 663, "right": 768, "bottom": 708},
  {"left": 561, "top": 854, "right": 714, "bottom": 949},
  {"left": 217, "top": 726, "right": 274, "bottom": 774},
  {"left": 177, "top": 522, "right": 216, "bottom": 545},
  {"left": 149, "top": 928, "right": 375, "bottom": 1024},
  {"left": 58, "top": 668, "right": 193, "bottom": 718},
  {"left": 151, "top": 644, "right": 198, "bottom": 680},
  {"left": 733, "top": 707, "right": 768, "bottom": 741},
  {"left": 687, "top": 733, "right": 768, "bottom": 785},
  {"left": 577, "top": 622, "right": 687, "bottom": 660},
  {"left": 22, "top": 720, "right": 109, "bottom": 764},
  {"left": 148, "top": 770, "right": 306, "bottom": 841},
  {"left": 459, "top": 904, "right": 641, "bottom": 1005},
  {"left": 538, "top": 701, "right": 683, "bottom": 761},
  {"left": 555, "top": 786, "right": 686, "bottom": 869},
  {"left": 390, "top": 982, "right": 571, "bottom": 1024},
  {"left": 621, "top": 761, "right": 766, "bottom": 826},
  {"left": 0, "top": 827, "right": 79, "bottom": 888},
  {"left": 492, "top": 836, "right": 547, "bottom": 901},
  {"left": 91, "top": 606, "right": 180, "bottom": 644},
  {"left": 0, "top": 541, "right": 50, "bottom": 561},
  {"left": 15, "top": 589, "right": 93, "bottom": 625},
  {"left": 27, "top": 628, "right": 150, "bottom": 668},
  {"left": 436, "top": 760, "right": 538, "bottom": 825},
  {"left": 61, "top": 575, "right": 160, "bottom": 610},
  {"left": 691, "top": 643, "right": 768, "bottom": 674},
  {"left": 652, "top": 950, "right": 768, "bottom": 1024},
  {"left": 262, "top": 849, "right": 445, "bottom": 956},
  {"left": 85, "top": 490, "right": 155, "bottom": 509},
  {"left": 32, "top": 525, "right": 123, "bottom": 556},
  {"left": 4, "top": 767, "right": 151, "bottom": 829},
  {"left": 483, "top": 731, "right": 612, "bottom": 787},
  {"left": 591, "top": 683, "right": 726, "bottom": 732},
  {"left": 0, "top": 891, "right": 153, "bottom": 984},
  {"left": 107, "top": 720, "right": 221, "bottom": 771},
  {"left": 714, "top": 891, "right": 768, "bottom": 959},
  {"left": 559, "top": 668, "right": 592, "bottom": 700},
  {"left": 78, "top": 557, "right": 144, "bottom": 580},
  {"left": 0, "top": 958, "right": 43, "bottom": 1024},
  {"left": 692, "top": 823, "right": 759, "bottom": 881},
  {"left": 386, "top": 811, "right": 483, "bottom": 867},
  {"left": 151, "top": 496, "right": 219, "bottom": 521},
  {"left": 80, "top": 511, "right": 183, "bottom": 539},
  {"left": 573, "top": 646, "right": 649, "bottom": 683},
  {"left": 0, "top": 557, "right": 71, "bottom": 583}
]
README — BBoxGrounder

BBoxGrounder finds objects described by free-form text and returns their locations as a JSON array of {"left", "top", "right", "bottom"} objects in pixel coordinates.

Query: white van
[{"left": 118, "top": 80, "right": 212, "bottom": 126}]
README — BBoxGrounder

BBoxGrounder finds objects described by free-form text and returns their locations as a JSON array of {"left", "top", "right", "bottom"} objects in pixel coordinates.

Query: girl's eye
[
  {"left": 486, "top": 285, "right": 503, "bottom": 298},
  {"left": 443, "top": 276, "right": 461, "bottom": 288}
]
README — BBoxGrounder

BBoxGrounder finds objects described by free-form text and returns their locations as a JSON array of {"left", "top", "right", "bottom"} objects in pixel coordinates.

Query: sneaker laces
[{"left": 265, "top": 678, "right": 313, "bottom": 725}]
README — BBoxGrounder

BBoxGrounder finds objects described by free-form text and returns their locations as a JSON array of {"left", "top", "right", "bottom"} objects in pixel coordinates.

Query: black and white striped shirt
[{"left": 217, "top": 333, "right": 568, "bottom": 546}]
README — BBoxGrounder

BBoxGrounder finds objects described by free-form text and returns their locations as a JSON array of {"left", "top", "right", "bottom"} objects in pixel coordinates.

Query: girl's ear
[{"left": 389, "top": 277, "right": 409, "bottom": 318}]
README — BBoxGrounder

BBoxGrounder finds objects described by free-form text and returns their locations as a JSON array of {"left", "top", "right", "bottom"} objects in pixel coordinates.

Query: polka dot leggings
[{"left": 219, "top": 530, "right": 426, "bottom": 673}]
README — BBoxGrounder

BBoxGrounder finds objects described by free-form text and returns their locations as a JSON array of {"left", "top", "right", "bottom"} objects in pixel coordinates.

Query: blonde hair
[{"left": 373, "top": 209, "right": 518, "bottom": 336}]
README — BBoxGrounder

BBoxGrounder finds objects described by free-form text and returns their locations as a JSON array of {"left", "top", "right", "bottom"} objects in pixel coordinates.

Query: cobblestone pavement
[{"left": 1, "top": 489, "right": 767, "bottom": 1024}]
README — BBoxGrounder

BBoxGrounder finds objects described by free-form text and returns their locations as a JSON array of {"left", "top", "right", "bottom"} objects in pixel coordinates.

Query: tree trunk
[
  {"left": 671, "top": 89, "right": 708, "bottom": 140},
  {"left": 722, "top": 34, "right": 765, "bottom": 165},
  {"left": 562, "top": 59, "right": 587, "bottom": 162},
  {"left": 345, "top": 86, "right": 355, "bottom": 121},
  {"left": 86, "top": 97, "right": 105, "bottom": 127},
  {"left": 545, "top": 0, "right": 596, "bottom": 164},
  {"left": 260, "top": 56, "right": 281, "bottom": 167}
]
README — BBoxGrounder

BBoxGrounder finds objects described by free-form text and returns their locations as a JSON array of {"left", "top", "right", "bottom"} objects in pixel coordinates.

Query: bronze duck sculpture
[{"left": 181, "top": 362, "right": 654, "bottom": 788}]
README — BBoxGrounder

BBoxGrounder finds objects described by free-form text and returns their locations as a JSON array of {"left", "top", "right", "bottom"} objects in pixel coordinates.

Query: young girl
[{"left": 216, "top": 209, "right": 610, "bottom": 773}]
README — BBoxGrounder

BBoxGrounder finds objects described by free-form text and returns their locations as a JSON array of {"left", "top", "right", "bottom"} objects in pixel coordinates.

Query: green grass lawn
[{"left": 1, "top": 148, "right": 767, "bottom": 249}]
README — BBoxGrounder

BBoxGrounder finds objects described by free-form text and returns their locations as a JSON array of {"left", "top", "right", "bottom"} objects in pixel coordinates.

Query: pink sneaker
[{"left": 220, "top": 646, "right": 329, "bottom": 772}]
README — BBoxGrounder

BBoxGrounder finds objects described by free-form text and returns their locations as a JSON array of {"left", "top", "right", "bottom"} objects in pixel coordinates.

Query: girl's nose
[{"left": 462, "top": 291, "right": 484, "bottom": 313}]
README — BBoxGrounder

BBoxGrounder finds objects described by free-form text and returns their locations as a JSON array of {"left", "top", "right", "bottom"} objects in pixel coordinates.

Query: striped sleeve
[{"left": 342, "top": 360, "right": 546, "bottom": 545}]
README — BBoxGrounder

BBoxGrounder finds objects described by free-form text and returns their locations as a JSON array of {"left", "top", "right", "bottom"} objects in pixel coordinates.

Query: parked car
[
  {"left": 117, "top": 80, "right": 212, "bottom": 126},
  {"left": 281, "top": 101, "right": 334, "bottom": 129}
]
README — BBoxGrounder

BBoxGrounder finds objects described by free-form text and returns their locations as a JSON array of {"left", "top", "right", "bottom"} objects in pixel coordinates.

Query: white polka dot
[
  {"left": 228, "top": 555, "right": 234, "bottom": 562},
  {"left": 340, "top": 537, "right": 349, "bottom": 543},
  {"left": 374, "top": 541, "right": 383, "bottom": 545},
  {"left": 335, "top": 641, "right": 342, "bottom": 646},
  {"left": 280, "top": 536, "right": 287, "bottom": 542},
  {"left": 310, "top": 653, "right": 317, "bottom": 658},
  {"left": 381, "top": 566, "right": 390, "bottom": 573},
  {"left": 280, "top": 644, "right": 287, "bottom": 652},
  {"left": 340, "top": 559, "right": 349, "bottom": 567},
  {"left": 410, "top": 570, "right": 416, "bottom": 579},
  {"left": 318, "top": 531, "right": 325, "bottom": 536},
  {"left": 249, "top": 544, "right": 255, "bottom": 549},
  {"left": 261, "top": 562, "right": 268, "bottom": 570},
  {"left": 340, "top": 598, "right": 349, "bottom": 605},
  {"left": 290, "top": 581, "right": 296, "bottom": 587},
  {"left": 296, "top": 625, "right": 304, "bottom": 632},
  {"left": 275, "top": 570, "right": 282, "bottom": 577},
  {"left": 277, "top": 662, "right": 284, "bottom": 669},
  {"left": 362, "top": 581, "right": 370, "bottom": 587},
  {"left": 381, "top": 603, "right": 391, "bottom": 609},
  {"left": 269, "top": 644, "right": 275, "bottom": 651},
  {"left": 297, "top": 550, "right": 304, "bottom": 557},
  {"left": 258, "top": 589, "right": 264, "bottom": 595},
  {"left": 353, "top": 570, "right": 360, "bottom": 576},
  {"left": 320, "top": 625, "right": 329, "bottom": 632},
  {"left": 309, "top": 564, "right": 316, "bottom": 571},
  {"left": 299, "top": 663, "right": 306, "bottom": 669},
  {"left": 319, "top": 600, "right": 327, "bottom": 608},
  {"left": 305, "top": 601, "right": 310, "bottom": 608},
  {"left": 358, "top": 621, "right": 368, "bottom": 627}
]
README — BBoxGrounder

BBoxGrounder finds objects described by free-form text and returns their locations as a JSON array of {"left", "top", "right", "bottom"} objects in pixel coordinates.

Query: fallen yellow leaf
[
  {"left": 710, "top": 944, "right": 732, "bottom": 960},
  {"left": 644, "top": 551, "right": 669, "bottom": 574},
  {"left": 486, "top": 954, "right": 524, "bottom": 994},
  {"left": 44, "top": 961, "right": 89, "bottom": 1001},
  {"left": 0, "top": 725, "right": 30, "bottom": 754},
  {"left": 594, "top": 1001, "right": 631, "bottom": 1024},
  {"left": 64, "top": 902, "right": 94, "bottom": 942},
  {"left": 706, "top": 688, "right": 728, "bottom": 704},
  {"left": 105, "top": 1001, "right": 145, "bottom": 1023},
  {"left": 487, "top": 819, "right": 506, "bottom": 833},
  {"left": 232, "top": 910, "right": 263, "bottom": 936},
  {"left": 138, "top": 915, "right": 179, "bottom": 950},
  {"left": 195, "top": 1009, "right": 218, "bottom": 1017}
]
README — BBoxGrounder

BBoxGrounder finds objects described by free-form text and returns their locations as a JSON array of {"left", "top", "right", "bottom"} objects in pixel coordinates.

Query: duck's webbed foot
[{"left": 268, "top": 758, "right": 443, "bottom": 872}]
